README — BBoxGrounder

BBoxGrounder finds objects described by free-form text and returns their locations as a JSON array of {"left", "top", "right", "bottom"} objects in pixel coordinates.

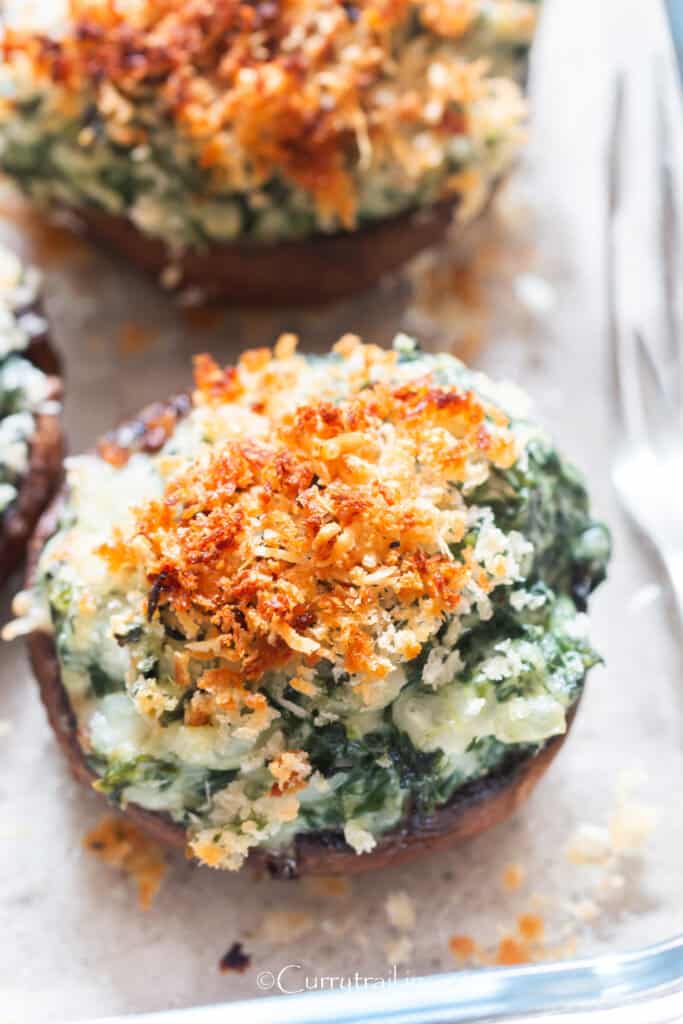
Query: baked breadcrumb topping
[
  {"left": 2, "top": 0, "right": 534, "bottom": 226},
  {"left": 98, "top": 335, "right": 518, "bottom": 709},
  {"left": 9, "top": 332, "right": 609, "bottom": 872}
]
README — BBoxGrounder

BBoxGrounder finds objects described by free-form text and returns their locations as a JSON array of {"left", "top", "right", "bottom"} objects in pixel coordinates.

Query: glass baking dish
[{"left": 0, "top": 1, "right": 681, "bottom": 1022}]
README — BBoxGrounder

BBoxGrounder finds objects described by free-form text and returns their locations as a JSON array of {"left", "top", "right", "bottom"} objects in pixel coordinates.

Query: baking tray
[{"left": 1, "top": 0, "right": 682, "bottom": 1021}]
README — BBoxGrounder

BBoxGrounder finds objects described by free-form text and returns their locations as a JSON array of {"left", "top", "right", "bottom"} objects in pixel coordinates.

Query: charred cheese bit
[{"left": 83, "top": 814, "right": 167, "bottom": 910}]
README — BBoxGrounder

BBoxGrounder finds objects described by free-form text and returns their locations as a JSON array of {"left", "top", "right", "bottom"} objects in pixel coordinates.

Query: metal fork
[{"left": 608, "top": 66, "right": 683, "bottom": 627}]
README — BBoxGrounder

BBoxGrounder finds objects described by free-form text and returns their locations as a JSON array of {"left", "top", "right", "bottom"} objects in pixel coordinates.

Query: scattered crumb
[
  {"left": 385, "top": 891, "right": 416, "bottom": 932},
  {"left": 495, "top": 936, "right": 529, "bottom": 966},
  {"left": 118, "top": 321, "right": 158, "bottom": 356},
  {"left": 502, "top": 863, "right": 524, "bottom": 892},
  {"left": 0, "top": 720, "right": 11, "bottom": 738},
  {"left": 258, "top": 909, "right": 315, "bottom": 943},
  {"left": 609, "top": 801, "right": 658, "bottom": 854},
  {"left": 384, "top": 935, "right": 413, "bottom": 966},
  {"left": 305, "top": 875, "right": 352, "bottom": 899},
  {"left": 449, "top": 771, "right": 659, "bottom": 967},
  {"left": 517, "top": 913, "right": 544, "bottom": 943},
  {"left": 565, "top": 824, "right": 611, "bottom": 865},
  {"left": 159, "top": 264, "right": 182, "bottom": 290},
  {"left": 448, "top": 935, "right": 477, "bottom": 962},
  {"left": 219, "top": 942, "right": 251, "bottom": 974},
  {"left": 83, "top": 814, "right": 167, "bottom": 910}
]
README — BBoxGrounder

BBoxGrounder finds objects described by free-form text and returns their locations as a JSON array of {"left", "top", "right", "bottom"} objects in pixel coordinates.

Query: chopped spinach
[{"left": 88, "top": 663, "right": 124, "bottom": 698}]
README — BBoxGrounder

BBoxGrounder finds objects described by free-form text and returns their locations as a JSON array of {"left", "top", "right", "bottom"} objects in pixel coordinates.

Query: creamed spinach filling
[
  {"left": 16, "top": 335, "right": 609, "bottom": 869},
  {"left": 0, "top": 1, "right": 539, "bottom": 249},
  {"left": 0, "top": 246, "right": 52, "bottom": 518}
]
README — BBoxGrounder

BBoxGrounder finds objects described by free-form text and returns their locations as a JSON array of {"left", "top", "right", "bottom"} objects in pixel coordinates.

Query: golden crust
[
  {"left": 96, "top": 336, "right": 517, "bottom": 701},
  {"left": 3, "top": 0, "right": 531, "bottom": 224}
]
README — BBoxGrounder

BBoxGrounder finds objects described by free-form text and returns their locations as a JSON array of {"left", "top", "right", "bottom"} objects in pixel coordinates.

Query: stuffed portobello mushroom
[
  {"left": 10, "top": 335, "right": 609, "bottom": 876},
  {"left": 0, "top": 0, "right": 539, "bottom": 304},
  {"left": 0, "top": 245, "right": 62, "bottom": 580}
]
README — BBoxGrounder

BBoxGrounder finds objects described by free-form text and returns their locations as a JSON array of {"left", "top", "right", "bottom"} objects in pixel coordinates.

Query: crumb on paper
[
  {"left": 305, "top": 875, "right": 352, "bottom": 899},
  {"left": 118, "top": 321, "right": 158, "bottom": 356},
  {"left": 448, "top": 934, "right": 478, "bottom": 963},
  {"left": 258, "top": 909, "right": 315, "bottom": 944},
  {"left": 449, "top": 770, "right": 659, "bottom": 968},
  {"left": 160, "top": 264, "right": 182, "bottom": 290},
  {"left": 566, "top": 898, "right": 599, "bottom": 924},
  {"left": 516, "top": 913, "right": 544, "bottom": 943},
  {"left": 609, "top": 801, "right": 658, "bottom": 854},
  {"left": 495, "top": 935, "right": 530, "bottom": 966},
  {"left": 502, "top": 863, "right": 525, "bottom": 892},
  {"left": 384, "top": 935, "right": 413, "bottom": 966},
  {"left": 219, "top": 942, "right": 251, "bottom": 974},
  {"left": 83, "top": 814, "right": 167, "bottom": 910},
  {"left": 0, "top": 719, "right": 11, "bottom": 738},
  {"left": 385, "top": 891, "right": 416, "bottom": 932},
  {"left": 565, "top": 824, "right": 611, "bottom": 865},
  {"left": 449, "top": 910, "right": 546, "bottom": 968}
]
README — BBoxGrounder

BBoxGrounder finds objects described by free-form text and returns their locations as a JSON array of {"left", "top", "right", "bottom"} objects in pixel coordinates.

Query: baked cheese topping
[
  {"left": 0, "top": 245, "right": 54, "bottom": 517},
  {"left": 11, "top": 335, "right": 610, "bottom": 870},
  {"left": 0, "top": 0, "right": 537, "bottom": 245}
]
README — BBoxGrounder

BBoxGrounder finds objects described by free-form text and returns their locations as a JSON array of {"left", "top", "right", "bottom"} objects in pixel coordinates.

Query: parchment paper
[{"left": 1, "top": 2, "right": 682, "bottom": 1020}]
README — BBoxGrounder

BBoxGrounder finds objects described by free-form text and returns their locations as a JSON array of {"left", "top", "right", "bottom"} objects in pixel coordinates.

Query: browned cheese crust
[{"left": 27, "top": 392, "right": 579, "bottom": 878}]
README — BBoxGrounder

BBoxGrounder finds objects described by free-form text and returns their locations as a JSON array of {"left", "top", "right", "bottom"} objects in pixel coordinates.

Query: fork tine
[
  {"left": 606, "top": 73, "right": 632, "bottom": 434},
  {"left": 654, "top": 59, "right": 681, "bottom": 375},
  {"left": 634, "top": 325, "right": 679, "bottom": 440},
  {"left": 606, "top": 73, "right": 647, "bottom": 444},
  {"left": 607, "top": 72, "right": 625, "bottom": 219}
]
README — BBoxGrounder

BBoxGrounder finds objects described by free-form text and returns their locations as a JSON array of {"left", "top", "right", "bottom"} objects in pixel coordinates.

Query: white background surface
[{"left": 0, "top": 1, "right": 682, "bottom": 1020}]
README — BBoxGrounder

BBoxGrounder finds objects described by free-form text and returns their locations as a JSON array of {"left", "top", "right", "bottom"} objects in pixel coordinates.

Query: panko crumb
[
  {"left": 516, "top": 913, "right": 544, "bottom": 943},
  {"left": 450, "top": 771, "right": 659, "bottom": 967},
  {"left": 344, "top": 822, "right": 376, "bottom": 855},
  {"left": 384, "top": 936, "right": 414, "bottom": 966},
  {"left": 448, "top": 934, "right": 478, "bottom": 962},
  {"left": 494, "top": 935, "right": 530, "bottom": 966},
  {"left": 608, "top": 801, "right": 658, "bottom": 854},
  {"left": 385, "top": 891, "right": 416, "bottom": 932},
  {"left": 565, "top": 824, "right": 612, "bottom": 866},
  {"left": 502, "top": 863, "right": 525, "bottom": 891},
  {"left": 83, "top": 814, "right": 167, "bottom": 910}
]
